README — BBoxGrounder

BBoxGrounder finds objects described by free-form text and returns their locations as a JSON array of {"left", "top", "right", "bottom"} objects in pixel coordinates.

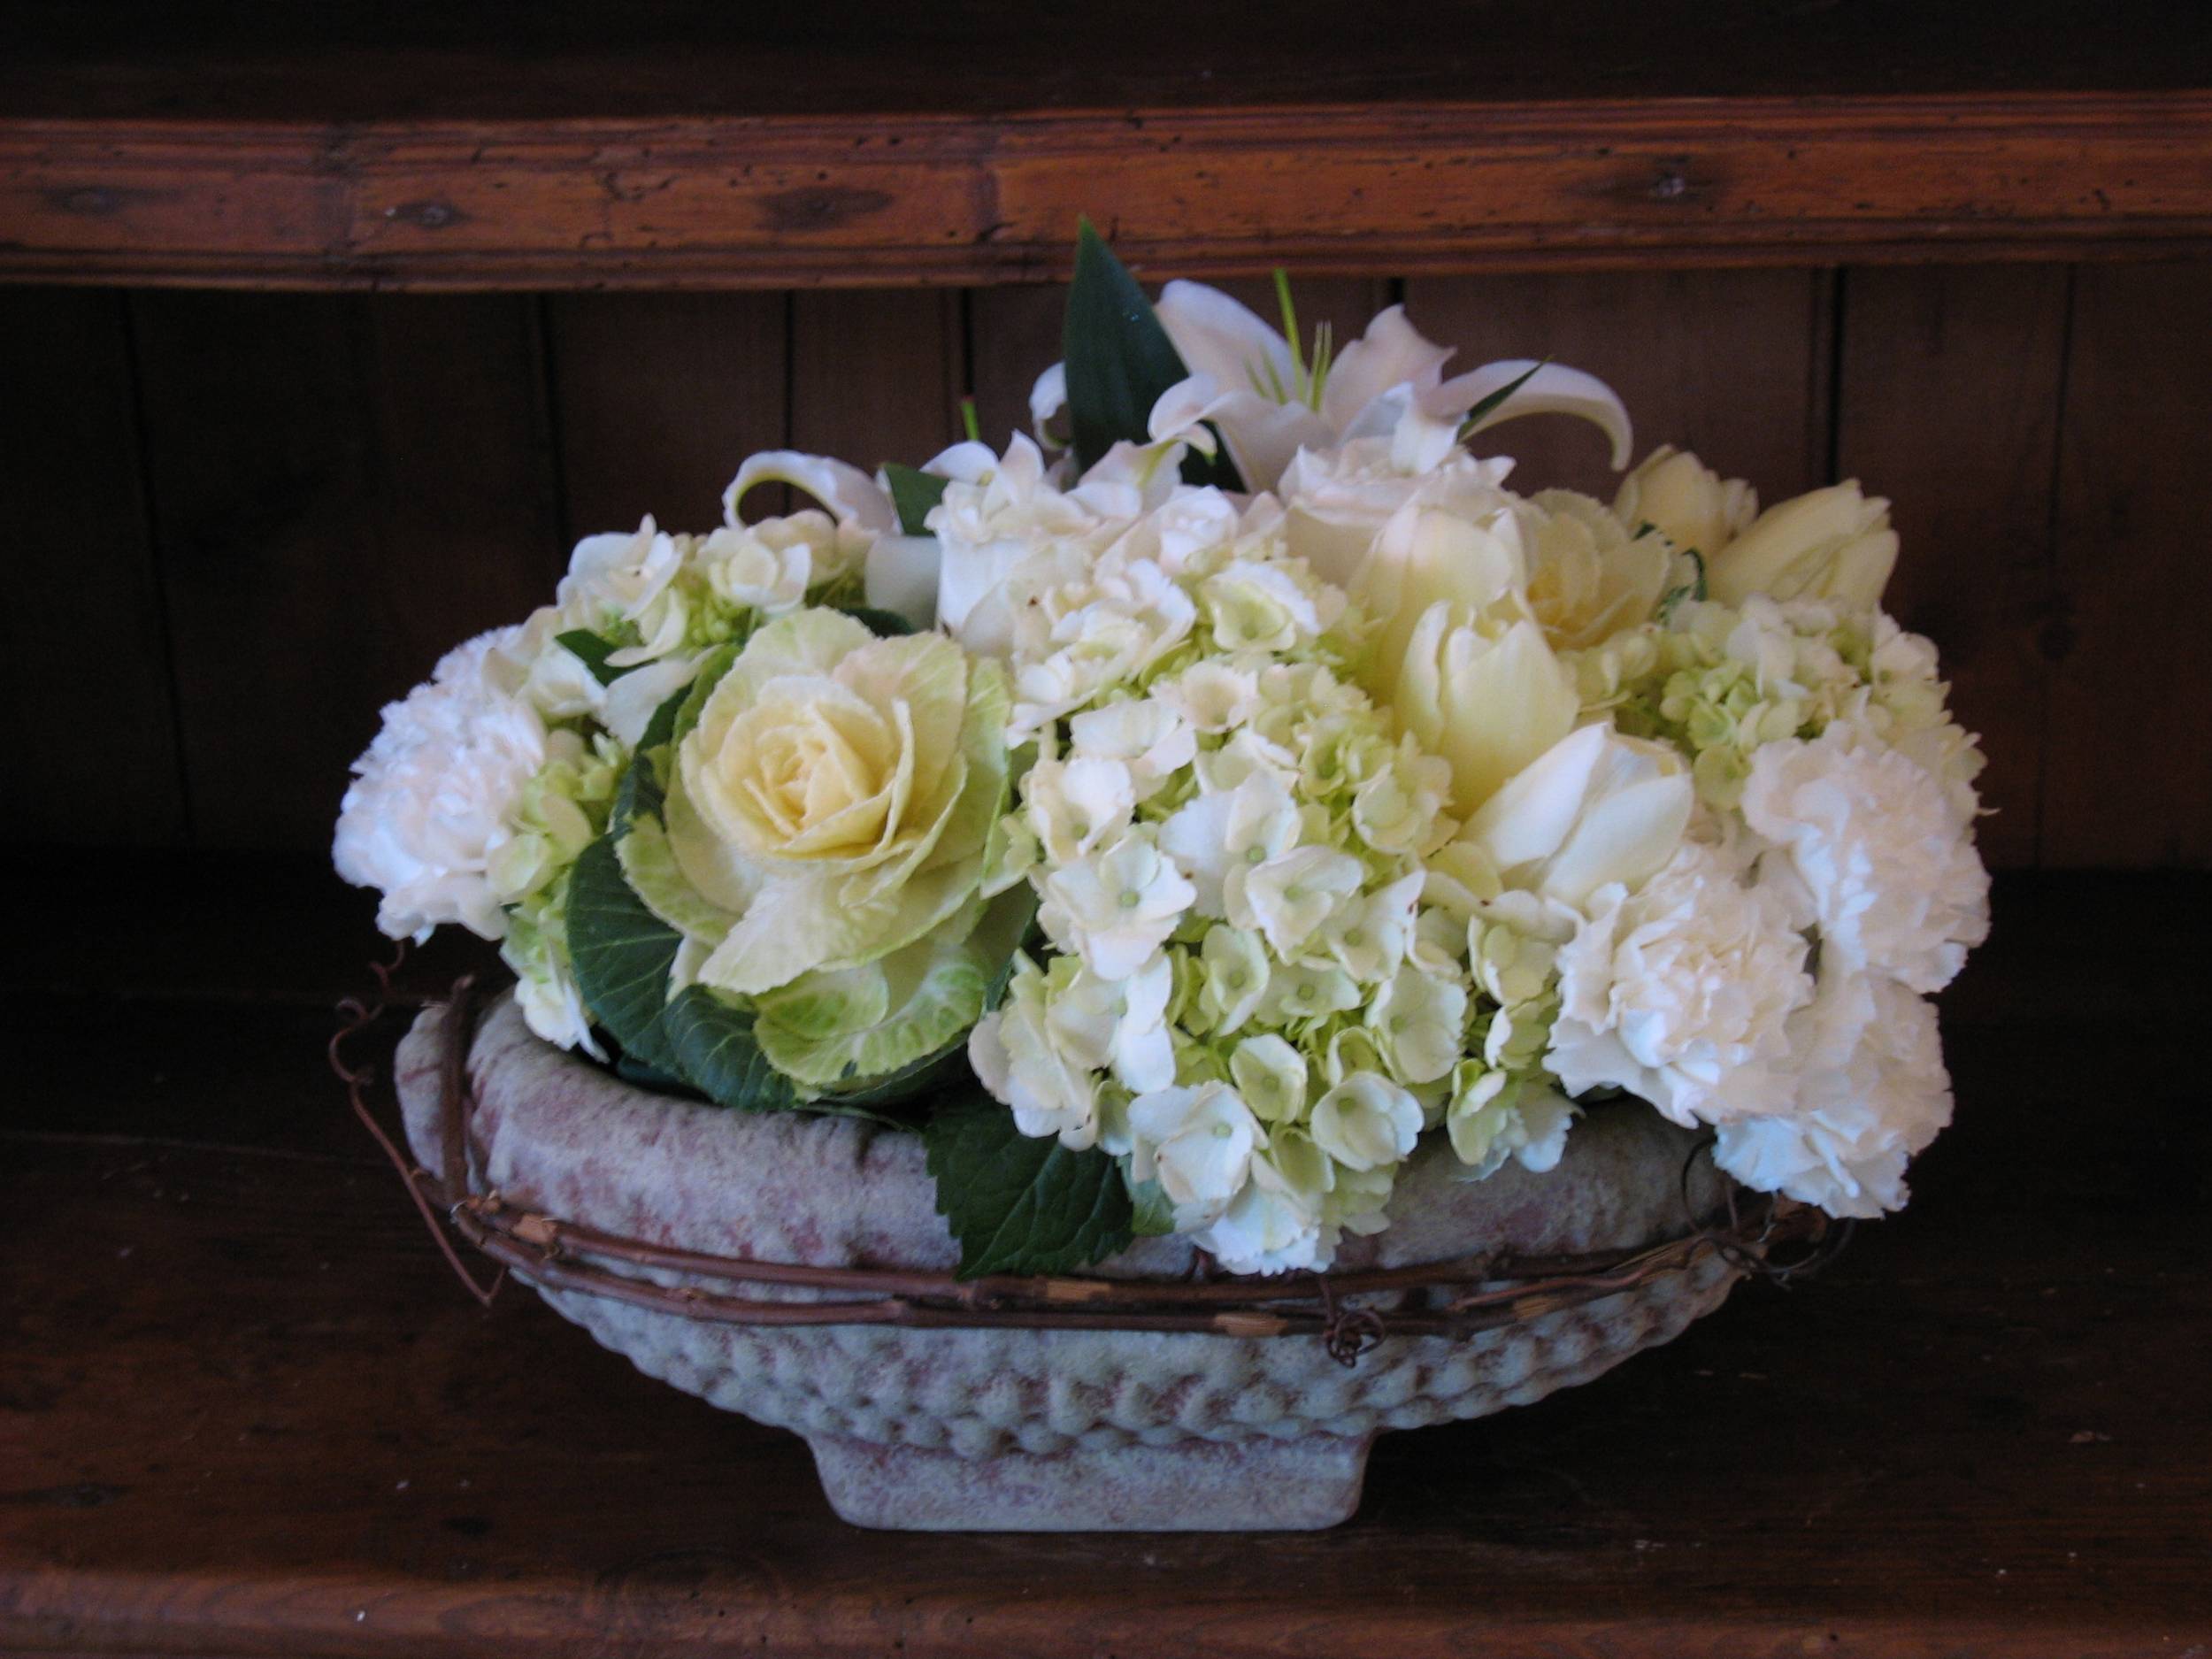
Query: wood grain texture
[
  {"left": 545, "top": 292, "right": 788, "bottom": 539},
  {"left": 1835, "top": 266, "right": 2072, "bottom": 871},
  {"left": 0, "top": 288, "right": 184, "bottom": 845},
  {"left": 788, "top": 288, "right": 964, "bottom": 474},
  {"left": 4, "top": 93, "right": 2210, "bottom": 290},
  {"left": 2, "top": 868, "right": 2207, "bottom": 1655},
  {"left": 2046, "top": 265, "right": 2212, "bottom": 866},
  {"left": 133, "top": 293, "right": 562, "bottom": 849},
  {"left": 1405, "top": 269, "right": 1833, "bottom": 500}
]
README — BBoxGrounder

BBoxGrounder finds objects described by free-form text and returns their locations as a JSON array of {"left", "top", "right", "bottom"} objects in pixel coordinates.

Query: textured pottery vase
[{"left": 396, "top": 993, "right": 1740, "bottom": 1532}]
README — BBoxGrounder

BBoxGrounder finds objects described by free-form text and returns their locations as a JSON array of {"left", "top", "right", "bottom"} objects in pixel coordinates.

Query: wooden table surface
[{"left": 3, "top": 861, "right": 2208, "bottom": 1657}]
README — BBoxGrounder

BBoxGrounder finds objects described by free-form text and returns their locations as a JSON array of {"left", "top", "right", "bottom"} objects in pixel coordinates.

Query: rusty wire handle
[{"left": 330, "top": 947, "right": 505, "bottom": 1310}]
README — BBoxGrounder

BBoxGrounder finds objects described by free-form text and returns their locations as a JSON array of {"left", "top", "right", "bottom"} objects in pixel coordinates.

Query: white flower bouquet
[{"left": 338, "top": 228, "right": 1988, "bottom": 1285}]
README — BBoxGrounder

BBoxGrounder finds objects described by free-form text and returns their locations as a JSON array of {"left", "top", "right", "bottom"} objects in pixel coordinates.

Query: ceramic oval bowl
[{"left": 396, "top": 992, "right": 1740, "bottom": 1531}]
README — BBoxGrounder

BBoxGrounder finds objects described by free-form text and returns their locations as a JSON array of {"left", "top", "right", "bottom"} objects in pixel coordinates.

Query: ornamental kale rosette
[{"left": 337, "top": 227, "right": 1989, "bottom": 1279}]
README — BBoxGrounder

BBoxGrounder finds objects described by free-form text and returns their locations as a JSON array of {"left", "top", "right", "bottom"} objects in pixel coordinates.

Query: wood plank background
[{"left": 3, "top": 264, "right": 2202, "bottom": 868}]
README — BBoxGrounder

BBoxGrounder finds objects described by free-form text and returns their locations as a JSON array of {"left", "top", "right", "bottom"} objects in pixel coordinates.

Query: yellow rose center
[{"left": 707, "top": 680, "right": 915, "bottom": 864}]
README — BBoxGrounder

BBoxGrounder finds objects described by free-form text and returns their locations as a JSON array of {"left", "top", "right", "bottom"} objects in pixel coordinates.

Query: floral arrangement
[{"left": 337, "top": 229, "right": 1988, "bottom": 1280}]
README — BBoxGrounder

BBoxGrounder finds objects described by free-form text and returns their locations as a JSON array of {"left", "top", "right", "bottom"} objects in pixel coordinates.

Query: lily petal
[
  {"left": 1149, "top": 375, "right": 1331, "bottom": 491},
  {"left": 1319, "top": 304, "right": 1455, "bottom": 431},
  {"left": 1028, "top": 362, "right": 1067, "bottom": 440},
  {"left": 725, "top": 450, "right": 898, "bottom": 534},
  {"left": 1154, "top": 280, "right": 1296, "bottom": 396},
  {"left": 1428, "top": 360, "right": 1635, "bottom": 471}
]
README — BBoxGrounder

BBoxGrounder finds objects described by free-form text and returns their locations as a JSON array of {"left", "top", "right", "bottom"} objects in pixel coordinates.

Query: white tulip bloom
[
  {"left": 1460, "top": 723, "right": 1695, "bottom": 911},
  {"left": 1613, "top": 445, "right": 1757, "bottom": 561},
  {"left": 1706, "top": 480, "right": 1900, "bottom": 608}
]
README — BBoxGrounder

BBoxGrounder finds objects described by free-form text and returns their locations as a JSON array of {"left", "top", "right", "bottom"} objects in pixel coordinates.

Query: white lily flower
[{"left": 1030, "top": 279, "right": 1632, "bottom": 493}]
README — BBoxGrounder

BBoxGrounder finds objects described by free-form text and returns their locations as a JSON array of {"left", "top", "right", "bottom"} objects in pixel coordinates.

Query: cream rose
[{"left": 626, "top": 609, "right": 1011, "bottom": 999}]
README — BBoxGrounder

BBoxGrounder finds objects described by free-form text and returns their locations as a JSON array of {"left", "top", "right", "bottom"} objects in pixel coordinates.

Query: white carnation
[
  {"left": 1714, "top": 974, "right": 1952, "bottom": 1217},
  {"left": 1549, "top": 841, "right": 1814, "bottom": 1125},
  {"left": 334, "top": 628, "right": 545, "bottom": 942},
  {"left": 1741, "top": 720, "right": 1989, "bottom": 993}
]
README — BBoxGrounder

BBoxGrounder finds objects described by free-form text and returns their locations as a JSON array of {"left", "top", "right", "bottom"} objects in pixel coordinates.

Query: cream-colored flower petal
[{"left": 724, "top": 449, "right": 897, "bottom": 535}]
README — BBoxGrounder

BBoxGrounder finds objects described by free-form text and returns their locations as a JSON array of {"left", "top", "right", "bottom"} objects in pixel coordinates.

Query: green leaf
[
  {"left": 837, "top": 605, "right": 918, "bottom": 639},
  {"left": 672, "top": 643, "right": 739, "bottom": 744},
  {"left": 662, "top": 985, "right": 804, "bottom": 1113},
  {"left": 1456, "top": 361, "right": 1548, "bottom": 439},
  {"left": 611, "top": 746, "right": 667, "bottom": 839},
  {"left": 615, "top": 1053, "right": 698, "bottom": 1095},
  {"left": 882, "top": 463, "right": 949, "bottom": 535},
  {"left": 555, "top": 629, "right": 642, "bottom": 687},
  {"left": 1062, "top": 220, "right": 1241, "bottom": 490},
  {"left": 566, "top": 835, "right": 684, "bottom": 1075},
  {"left": 1656, "top": 548, "right": 1709, "bottom": 623},
  {"left": 925, "top": 1092, "right": 1134, "bottom": 1279}
]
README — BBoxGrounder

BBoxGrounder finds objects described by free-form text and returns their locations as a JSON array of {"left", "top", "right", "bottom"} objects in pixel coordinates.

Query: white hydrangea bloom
[
  {"left": 1066, "top": 698, "right": 1197, "bottom": 801},
  {"left": 1714, "top": 974, "right": 1953, "bottom": 1217},
  {"left": 1230, "top": 844, "right": 1366, "bottom": 957},
  {"left": 1022, "top": 756, "right": 1137, "bottom": 866},
  {"left": 557, "top": 517, "right": 691, "bottom": 666},
  {"left": 1741, "top": 719, "right": 1989, "bottom": 993},
  {"left": 969, "top": 958, "right": 1103, "bottom": 1149},
  {"left": 1010, "top": 553, "right": 1199, "bottom": 738},
  {"left": 694, "top": 511, "right": 851, "bottom": 615},
  {"left": 1128, "top": 1081, "right": 1263, "bottom": 1225},
  {"left": 1202, "top": 1148, "right": 1328, "bottom": 1274},
  {"left": 1045, "top": 952, "right": 1178, "bottom": 1095},
  {"left": 1310, "top": 1072, "right": 1423, "bottom": 1171},
  {"left": 1039, "top": 831, "right": 1196, "bottom": 979},
  {"left": 334, "top": 627, "right": 545, "bottom": 942},
  {"left": 1548, "top": 841, "right": 1815, "bottom": 1126}
]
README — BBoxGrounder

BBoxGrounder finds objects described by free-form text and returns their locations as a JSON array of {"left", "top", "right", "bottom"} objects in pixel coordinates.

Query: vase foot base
[{"left": 805, "top": 1431, "right": 1373, "bottom": 1532}]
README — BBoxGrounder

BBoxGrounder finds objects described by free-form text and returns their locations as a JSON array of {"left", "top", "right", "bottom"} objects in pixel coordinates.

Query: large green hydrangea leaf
[
  {"left": 565, "top": 835, "right": 684, "bottom": 1076},
  {"left": 925, "top": 1091, "right": 1134, "bottom": 1279}
]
